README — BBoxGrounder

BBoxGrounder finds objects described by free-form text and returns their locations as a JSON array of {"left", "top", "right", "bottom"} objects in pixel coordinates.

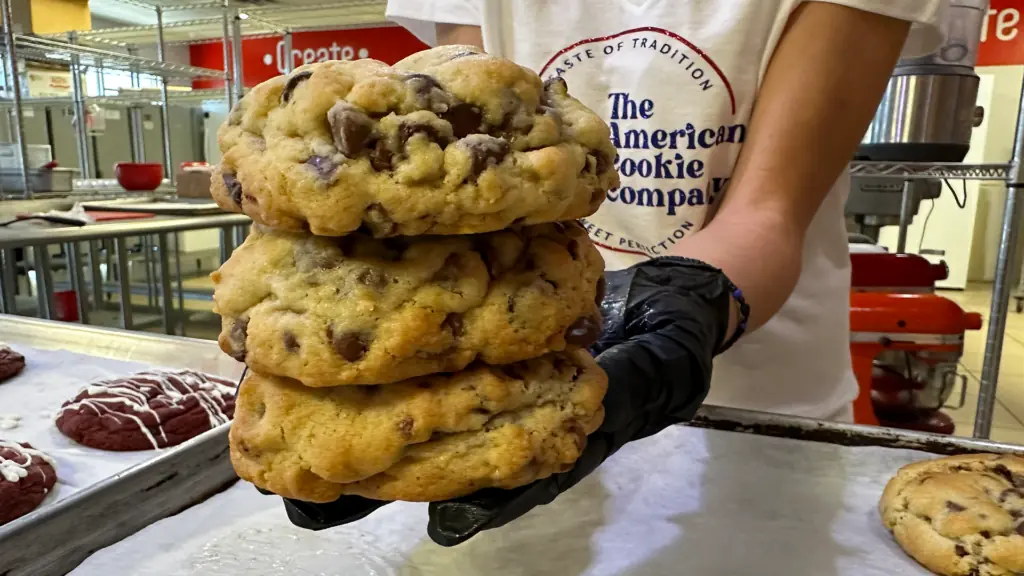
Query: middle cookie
[{"left": 213, "top": 221, "right": 604, "bottom": 387}]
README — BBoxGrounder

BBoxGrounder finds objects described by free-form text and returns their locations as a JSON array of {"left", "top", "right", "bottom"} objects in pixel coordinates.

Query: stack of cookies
[{"left": 210, "top": 45, "right": 620, "bottom": 503}]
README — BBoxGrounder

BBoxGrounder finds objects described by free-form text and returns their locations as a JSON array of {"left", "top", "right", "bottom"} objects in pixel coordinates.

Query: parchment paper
[
  {"left": 69, "top": 425, "right": 942, "bottom": 576},
  {"left": 1, "top": 344, "right": 179, "bottom": 506}
]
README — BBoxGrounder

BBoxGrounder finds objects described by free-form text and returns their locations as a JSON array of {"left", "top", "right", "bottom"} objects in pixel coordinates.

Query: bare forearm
[
  {"left": 435, "top": 23, "right": 483, "bottom": 47},
  {"left": 671, "top": 3, "right": 910, "bottom": 330}
]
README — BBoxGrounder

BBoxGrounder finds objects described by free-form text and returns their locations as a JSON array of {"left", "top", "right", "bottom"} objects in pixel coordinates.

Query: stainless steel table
[{"left": 0, "top": 213, "right": 250, "bottom": 334}]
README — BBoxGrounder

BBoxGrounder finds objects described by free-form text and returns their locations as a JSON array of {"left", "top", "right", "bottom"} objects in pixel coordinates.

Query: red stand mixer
[{"left": 849, "top": 252, "right": 983, "bottom": 433}]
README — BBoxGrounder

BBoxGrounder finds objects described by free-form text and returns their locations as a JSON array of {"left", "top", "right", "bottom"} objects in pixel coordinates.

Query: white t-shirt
[{"left": 386, "top": 0, "right": 945, "bottom": 418}]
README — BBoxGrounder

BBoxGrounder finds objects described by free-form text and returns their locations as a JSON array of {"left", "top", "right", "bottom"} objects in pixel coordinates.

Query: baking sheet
[
  {"left": 69, "top": 425, "right": 940, "bottom": 576},
  {"left": 80, "top": 199, "right": 224, "bottom": 216},
  {"left": 1, "top": 344, "right": 181, "bottom": 506}
]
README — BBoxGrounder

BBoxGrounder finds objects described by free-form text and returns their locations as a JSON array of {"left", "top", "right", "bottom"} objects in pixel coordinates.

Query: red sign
[
  {"left": 189, "top": 26, "right": 428, "bottom": 89},
  {"left": 979, "top": 1, "right": 1024, "bottom": 67}
]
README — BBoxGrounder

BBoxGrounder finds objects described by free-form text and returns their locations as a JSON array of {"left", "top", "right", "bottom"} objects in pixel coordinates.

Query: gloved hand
[{"left": 281, "top": 256, "right": 742, "bottom": 546}]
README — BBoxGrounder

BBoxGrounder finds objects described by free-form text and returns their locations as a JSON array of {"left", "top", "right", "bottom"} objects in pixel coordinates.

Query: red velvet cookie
[
  {"left": 56, "top": 369, "right": 237, "bottom": 451},
  {"left": 0, "top": 344, "right": 25, "bottom": 383},
  {"left": 0, "top": 440, "right": 56, "bottom": 526}
]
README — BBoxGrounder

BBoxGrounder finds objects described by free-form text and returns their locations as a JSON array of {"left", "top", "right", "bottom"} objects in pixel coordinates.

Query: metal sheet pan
[{"left": 0, "top": 316, "right": 243, "bottom": 576}]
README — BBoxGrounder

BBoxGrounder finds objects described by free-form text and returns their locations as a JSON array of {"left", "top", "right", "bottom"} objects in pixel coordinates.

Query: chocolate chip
[
  {"left": 326, "top": 327, "right": 369, "bottom": 362},
  {"left": 507, "top": 295, "right": 516, "bottom": 313},
  {"left": 594, "top": 152, "right": 611, "bottom": 174},
  {"left": 955, "top": 544, "right": 969, "bottom": 557},
  {"left": 397, "top": 417, "right": 414, "bottom": 439},
  {"left": 433, "top": 253, "right": 464, "bottom": 284},
  {"left": 993, "top": 464, "right": 1014, "bottom": 483},
  {"left": 356, "top": 268, "right": 388, "bottom": 289},
  {"left": 1010, "top": 508, "right": 1023, "bottom": 519},
  {"left": 442, "top": 313, "right": 463, "bottom": 338},
  {"left": 369, "top": 139, "right": 393, "bottom": 171},
  {"left": 442, "top": 103, "right": 484, "bottom": 138},
  {"left": 281, "top": 70, "right": 312, "bottom": 104},
  {"left": 327, "top": 101, "right": 375, "bottom": 157},
  {"left": 405, "top": 73, "right": 442, "bottom": 94},
  {"left": 980, "top": 531, "right": 991, "bottom": 539},
  {"left": 946, "top": 501, "right": 967, "bottom": 513},
  {"left": 228, "top": 318, "right": 248, "bottom": 361},
  {"left": 400, "top": 122, "right": 451, "bottom": 148},
  {"left": 595, "top": 275, "right": 607, "bottom": 306},
  {"left": 1017, "top": 523, "right": 1024, "bottom": 536},
  {"left": 305, "top": 155, "right": 337, "bottom": 178},
  {"left": 364, "top": 203, "right": 396, "bottom": 237},
  {"left": 553, "top": 356, "right": 581, "bottom": 381},
  {"left": 472, "top": 407, "right": 491, "bottom": 416},
  {"left": 567, "top": 239, "right": 582, "bottom": 260},
  {"left": 283, "top": 332, "right": 300, "bottom": 353},
  {"left": 223, "top": 173, "right": 243, "bottom": 206},
  {"left": 543, "top": 76, "right": 568, "bottom": 95},
  {"left": 564, "top": 316, "right": 601, "bottom": 347},
  {"left": 459, "top": 135, "right": 511, "bottom": 178},
  {"left": 243, "top": 193, "right": 258, "bottom": 205}
]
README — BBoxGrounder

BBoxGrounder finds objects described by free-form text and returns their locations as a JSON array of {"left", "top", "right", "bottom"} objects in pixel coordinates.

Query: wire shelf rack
[
  {"left": 51, "top": 1, "right": 389, "bottom": 46},
  {"left": 849, "top": 161, "right": 1014, "bottom": 181},
  {"left": 10, "top": 34, "right": 225, "bottom": 78},
  {"left": 0, "top": 88, "right": 227, "bottom": 108}
]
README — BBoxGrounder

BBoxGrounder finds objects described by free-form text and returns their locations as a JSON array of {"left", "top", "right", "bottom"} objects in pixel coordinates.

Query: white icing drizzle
[
  {"left": 0, "top": 440, "right": 55, "bottom": 483},
  {"left": 56, "top": 369, "right": 236, "bottom": 450},
  {"left": 0, "top": 413, "right": 20, "bottom": 430}
]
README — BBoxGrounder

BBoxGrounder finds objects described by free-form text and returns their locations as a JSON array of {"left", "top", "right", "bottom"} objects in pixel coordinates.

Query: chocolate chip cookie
[
  {"left": 879, "top": 454, "right": 1024, "bottom": 576},
  {"left": 229, "top": 349, "right": 607, "bottom": 502},
  {"left": 211, "top": 45, "right": 618, "bottom": 237},
  {"left": 212, "top": 221, "right": 604, "bottom": 387},
  {"left": 0, "top": 344, "right": 25, "bottom": 383}
]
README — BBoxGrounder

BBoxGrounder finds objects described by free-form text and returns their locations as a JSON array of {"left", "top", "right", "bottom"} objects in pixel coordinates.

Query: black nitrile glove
[{"left": 279, "top": 256, "right": 740, "bottom": 546}]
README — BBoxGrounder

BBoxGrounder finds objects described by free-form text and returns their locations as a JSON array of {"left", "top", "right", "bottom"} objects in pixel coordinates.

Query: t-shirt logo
[{"left": 540, "top": 26, "right": 746, "bottom": 267}]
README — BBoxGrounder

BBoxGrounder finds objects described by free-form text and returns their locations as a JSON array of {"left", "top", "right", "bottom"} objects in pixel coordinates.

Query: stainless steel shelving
[
  {"left": 849, "top": 160, "right": 1013, "bottom": 181},
  {"left": 0, "top": 87, "right": 229, "bottom": 108},
  {"left": 849, "top": 156, "right": 1024, "bottom": 440},
  {"left": 12, "top": 34, "right": 225, "bottom": 78}
]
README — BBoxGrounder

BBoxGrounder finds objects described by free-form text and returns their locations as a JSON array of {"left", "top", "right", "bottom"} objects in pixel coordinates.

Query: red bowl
[{"left": 115, "top": 162, "right": 164, "bottom": 191}]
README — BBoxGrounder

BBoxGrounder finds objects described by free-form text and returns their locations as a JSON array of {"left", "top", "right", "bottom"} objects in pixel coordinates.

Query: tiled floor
[{"left": 939, "top": 283, "right": 1024, "bottom": 444}]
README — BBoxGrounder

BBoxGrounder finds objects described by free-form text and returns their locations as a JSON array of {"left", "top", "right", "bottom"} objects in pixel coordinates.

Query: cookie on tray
[
  {"left": 211, "top": 45, "right": 618, "bottom": 237},
  {"left": 56, "top": 369, "right": 237, "bottom": 451},
  {"left": 230, "top": 349, "right": 607, "bottom": 502},
  {"left": 879, "top": 454, "right": 1024, "bottom": 576},
  {"left": 213, "top": 221, "right": 604, "bottom": 387},
  {"left": 0, "top": 344, "right": 25, "bottom": 383},
  {"left": 0, "top": 440, "right": 56, "bottom": 526}
]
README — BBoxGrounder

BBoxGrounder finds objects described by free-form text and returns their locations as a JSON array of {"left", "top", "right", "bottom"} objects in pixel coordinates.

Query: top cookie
[
  {"left": 879, "top": 454, "right": 1024, "bottom": 576},
  {"left": 212, "top": 45, "right": 618, "bottom": 237}
]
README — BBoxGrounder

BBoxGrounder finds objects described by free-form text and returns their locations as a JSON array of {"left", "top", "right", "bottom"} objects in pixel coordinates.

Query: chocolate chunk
[
  {"left": 594, "top": 152, "right": 611, "bottom": 174},
  {"left": 553, "top": 356, "right": 581, "bottom": 382},
  {"left": 1017, "top": 523, "right": 1024, "bottom": 536},
  {"left": 397, "top": 416, "right": 414, "bottom": 439},
  {"left": 400, "top": 122, "right": 451, "bottom": 148},
  {"left": 356, "top": 268, "right": 388, "bottom": 289},
  {"left": 595, "top": 275, "right": 607, "bottom": 306},
  {"left": 543, "top": 75, "right": 568, "bottom": 95},
  {"left": 326, "top": 327, "right": 369, "bottom": 362},
  {"left": 305, "top": 155, "right": 337, "bottom": 178},
  {"left": 564, "top": 316, "right": 601, "bottom": 347},
  {"left": 223, "top": 173, "right": 243, "bottom": 206},
  {"left": 955, "top": 544, "right": 969, "bottom": 557},
  {"left": 993, "top": 464, "right": 1014, "bottom": 483},
  {"left": 1010, "top": 508, "right": 1023, "bottom": 519},
  {"left": 459, "top": 135, "right": 511, "bottom": 178},
  {"left": 443, "top": 102, "right": 484, "bottom": 138},
  {"left": 567, "top": 239, "right": 582, "bottom": 260},
  {"left": 405, "top": 73, "right": 442, "bottom": 94},
  {"left": 283, "top": 332, "right": 300, "bottom": 353},
  {"left": 946, "top": 501, "right": 967, "bottom": 513},
  {"left": 507, "top": 295, "right": 516, "bottom": 314},
  {"left": 281, "top": 70, "right": 313, "bottom": 104},
  {"left": 472, "top": 407, "right": 491, "bottom": 416},
  {"left": 369, "top": 139, "right": 393, "bottom": 171},
  {"left": 442, "top": 313, "right": 463, "bottom": 338},
  {"left": 365, "top": 203, "right": 396, "bottom": 237},
  {"left": 327, "top": 101, "right": 375, "bottom": 157},
  {"left": 433, "top": 253, "right": 464, "bottom": 284},
  {"left": 242, "top": 193, "right": 258, "bottom": 205},
  {"left": 980, "top": 531, "right": 991, "bottom": 539},
  {"left": 228, "top": 318, "right": 249, "bottom": 361}
]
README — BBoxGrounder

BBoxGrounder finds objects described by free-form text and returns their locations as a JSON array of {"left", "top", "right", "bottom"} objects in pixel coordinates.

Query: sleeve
[
  {"left": 806, "top": 0, "right": 947, "bottom": 59},
  {"left": 385, "top": 0, "right": 482, "bottom": 47}
]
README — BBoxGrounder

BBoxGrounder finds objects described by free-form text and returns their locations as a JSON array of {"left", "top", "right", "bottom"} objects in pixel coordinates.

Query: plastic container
[{"left": 898, "top": 0, "right": 988, "bottom": 69}]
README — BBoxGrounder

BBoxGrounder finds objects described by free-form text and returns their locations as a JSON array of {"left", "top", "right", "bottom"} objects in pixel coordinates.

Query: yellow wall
[{"left": 28, "top": 0, "right": 90, "bottom": 34}]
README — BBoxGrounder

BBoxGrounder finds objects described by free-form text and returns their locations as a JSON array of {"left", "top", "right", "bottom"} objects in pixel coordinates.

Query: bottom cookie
[
  {"left": 230, "top": 349, "right": 607, "bottom": 502},
  {"left": 879, "top": 454, "right": 1024, "bottom": 576},
  {"left": 0, "top": 440, "right": 57, "bottom": 526}
]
